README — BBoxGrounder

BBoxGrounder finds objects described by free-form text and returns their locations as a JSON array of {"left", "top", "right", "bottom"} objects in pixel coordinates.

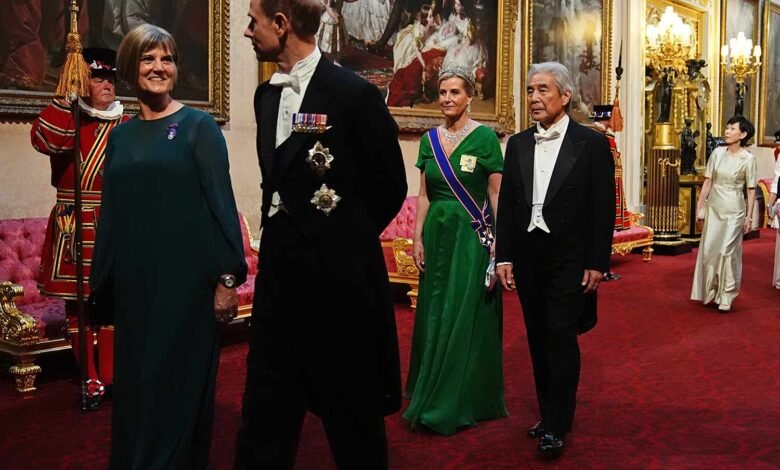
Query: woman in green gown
[
  {"left": 404, "top": 66, "right": 508, "bottom": 435},
  {"left": 90, "top": 25, "right": 247, "bottom": 469}
]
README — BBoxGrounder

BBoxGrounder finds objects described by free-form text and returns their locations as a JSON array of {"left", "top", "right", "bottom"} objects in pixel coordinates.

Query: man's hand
[
  {"left": 497, "top": 263, "right": 515, "bottom": 291},
  {"left": 581, "top": 269, "right": 603, "bottom": 294},
  {"left": 214, "top": 284, "right": 238, "bottom": 323}
]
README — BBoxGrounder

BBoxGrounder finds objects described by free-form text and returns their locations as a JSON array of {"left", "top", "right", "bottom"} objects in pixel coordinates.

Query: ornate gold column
[
  {"left": 644, "top": 5, "right": 695, "bottom": 255},
  {"left": 645, "top": 124, "right": 692, "bottom": 254},
  {"left": 647, "top": 124, "right": 681, "bottom": 238}
]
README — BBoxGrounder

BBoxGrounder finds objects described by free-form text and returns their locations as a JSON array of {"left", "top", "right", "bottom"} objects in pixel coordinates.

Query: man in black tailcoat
[
  {"left": 495, "top": 61, "right": 614, "bottom": 459},
  {"left": 235, "top": 0, "right": 407, "bottom": 469}
]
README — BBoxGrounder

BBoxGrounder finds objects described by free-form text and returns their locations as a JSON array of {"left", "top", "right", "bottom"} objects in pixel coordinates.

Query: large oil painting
[
  {"left": 305, "top": 0, "right": 516, "bottom": 134},
  {"left": 719, "top": 0, "right": 759, "bottom": 129},
  {"left": 0, "top": 0, "right": 229, "bottom": 122},
  {"left": 523, "top": 0, "right": 612, "bottom": 126},
  {"left": 759, "top": 2, "right": 780, "bottom": 146}
]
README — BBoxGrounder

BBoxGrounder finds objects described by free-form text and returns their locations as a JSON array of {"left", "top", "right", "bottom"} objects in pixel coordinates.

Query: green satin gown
[{"left": 403, "top": 125, "right": 509, "bottom": 435}]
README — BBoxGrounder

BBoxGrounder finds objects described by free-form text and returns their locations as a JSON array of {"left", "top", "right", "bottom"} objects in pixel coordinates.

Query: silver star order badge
[
  {"left": 310, "top": 183, "right": 341, "bottom": 215},
  {"left": 306, "top": 141, "right": 334, "bottom": 176}
]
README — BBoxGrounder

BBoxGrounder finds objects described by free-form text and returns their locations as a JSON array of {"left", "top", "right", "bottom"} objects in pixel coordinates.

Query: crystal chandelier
[
  {"left": 721, "top": 31, "right": 762, "bottom": 82},
  {"left": 721, "top": 31, "right": 761, "bottom": 117},
  {"left": 645, "top": 6, "right": 694, "bottom": 74}
]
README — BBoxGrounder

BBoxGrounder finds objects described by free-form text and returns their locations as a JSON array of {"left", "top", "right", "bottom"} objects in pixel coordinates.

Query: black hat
[
  {"left": 590, "top": 105, "right": 612, "bottom": 121},
  {"left": 82, "top": 48, "right": 117, "bottom": 73},
  {"left": 774, "top": 130, "right": 780, "bottom": 143}
]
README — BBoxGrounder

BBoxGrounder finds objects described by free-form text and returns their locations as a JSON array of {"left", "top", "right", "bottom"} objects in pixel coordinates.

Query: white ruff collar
[{"left": 78, "top": 97, "right": 124, "bottom": 120}]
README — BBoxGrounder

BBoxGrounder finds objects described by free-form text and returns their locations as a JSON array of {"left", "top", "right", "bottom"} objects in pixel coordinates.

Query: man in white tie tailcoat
[
  {"left": 495, "top": 62, "right": 615, "bottom": 459},
  {"left": 235, "top": 1, "right": 407, "bottom": 468}
]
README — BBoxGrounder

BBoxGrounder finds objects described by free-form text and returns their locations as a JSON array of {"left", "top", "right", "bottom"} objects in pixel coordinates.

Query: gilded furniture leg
[
  {"left": 407, "top": 286, "right": 418, "bottom": 310},
  {"left": 1, "top": 282, "right": 42, "bottom": 395},
  {"left": 642, "top": 247, "right": 654, "bottom": 262},
  {"left": 10, "top": 356, "right": 41, "bottom": 396},
  {"left": 391, "top": 238, "right": 420, "bottom": 309}
]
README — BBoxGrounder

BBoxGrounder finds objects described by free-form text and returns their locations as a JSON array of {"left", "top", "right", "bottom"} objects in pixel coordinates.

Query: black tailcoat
[{"left": 246, "top": 56, "right": 407, "bottom": 422}]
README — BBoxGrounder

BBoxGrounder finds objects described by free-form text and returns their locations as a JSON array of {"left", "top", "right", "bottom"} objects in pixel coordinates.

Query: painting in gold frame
[
  {"left": 0, "top": 0, "right": 230, "bottom": 123},
  {"left": 522, "top": 0, "right": 612, "bottom": 127},
  {"left": 719, "top": 0, "right": 760, "bottom": 130},
  {"left": 758, "top": 2, "right": 780, "bottom": 146},
  {"left": 260, "top": 0, "right": 517, "bottom": 135}
]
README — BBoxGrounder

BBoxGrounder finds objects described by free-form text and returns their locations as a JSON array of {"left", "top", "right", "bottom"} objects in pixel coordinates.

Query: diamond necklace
[{"left": 441, "top": 120, "right": 473, "bottom": 144}]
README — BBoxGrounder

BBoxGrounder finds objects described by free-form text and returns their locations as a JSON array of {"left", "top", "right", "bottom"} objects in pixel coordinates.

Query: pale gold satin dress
[{"left": 691, "top": 146, "right": 757, "bottom": 307}]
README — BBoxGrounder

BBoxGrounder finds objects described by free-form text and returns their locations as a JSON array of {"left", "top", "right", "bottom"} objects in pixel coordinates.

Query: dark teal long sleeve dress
[{"left": 90, "top": 106, "right": 247, "bottom": 469}]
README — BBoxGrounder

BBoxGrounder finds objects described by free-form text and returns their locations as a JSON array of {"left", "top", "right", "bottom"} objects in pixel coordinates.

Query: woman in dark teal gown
[
  {"left": 90, "top": 25, "right": 247, "bottom": 469},
  {"left": 404, "top": 67, "right": 508, "bottom": 435}
]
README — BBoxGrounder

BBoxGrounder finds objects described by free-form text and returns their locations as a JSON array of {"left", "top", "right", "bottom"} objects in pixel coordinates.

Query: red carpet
[{"left": 2, "top": 230, "right": 780, "bottom": 469}]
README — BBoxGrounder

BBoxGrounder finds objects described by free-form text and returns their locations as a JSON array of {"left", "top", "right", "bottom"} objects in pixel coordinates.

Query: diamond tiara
[{"left": 438, "top": 65, "right": 476, "bottom": 89}]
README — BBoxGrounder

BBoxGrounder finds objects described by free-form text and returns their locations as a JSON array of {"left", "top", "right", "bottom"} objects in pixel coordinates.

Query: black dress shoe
[
  {"left": 528, "top": 420, "right": 546, "bottom": 438},
  {"left": 538, "top": 432, "right": 565, "bottom": 459}
]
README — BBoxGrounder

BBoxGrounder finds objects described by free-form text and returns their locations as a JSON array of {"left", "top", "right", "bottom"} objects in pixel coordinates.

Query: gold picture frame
[
  {"left": 259, "top": 0, "right": 517, "bottom": 135},
  {"left": 522, "top": 0, "right": 612, "bottom": 128},
  {"left": 0, "top": 0, "right": 230, "bottom": 123},
  {"left": 758, "top": 2, "right": 780, "bottom": 146},
  {"left": 719, "top": 0, "right": 760, "bottom": 130}
]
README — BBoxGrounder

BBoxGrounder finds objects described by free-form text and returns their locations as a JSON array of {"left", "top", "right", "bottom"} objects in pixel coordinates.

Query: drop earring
[{"left": 467, "top": 103, "right": 472, "bottom": 113}]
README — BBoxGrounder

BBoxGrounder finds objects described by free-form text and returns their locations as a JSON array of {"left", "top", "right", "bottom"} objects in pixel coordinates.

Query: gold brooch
[
  {"left": 306, "top": 141, "right": 334, "bottom": 176},
  {"left": 310, "top": 184, "right": 341, "bottom": 215}
]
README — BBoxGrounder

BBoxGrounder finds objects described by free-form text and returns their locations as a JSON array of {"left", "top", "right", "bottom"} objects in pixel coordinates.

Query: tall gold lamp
[
  {"left": 644, "top": 6, "right": 694, "bottom": 251},
  {"left": 721, "top": 32, "right": 761, "bottom": 117}
]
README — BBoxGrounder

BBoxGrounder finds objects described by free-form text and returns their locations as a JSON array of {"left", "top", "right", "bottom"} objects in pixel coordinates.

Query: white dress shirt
[
  {"left": 268, "top": 47, "right": 321, "bottom": 217},
  {"left": 528, "top": 114, "right": 570, "bottom": 233},
  {"left": 274, "top": 47, "right": 321, "bottom": 148}
]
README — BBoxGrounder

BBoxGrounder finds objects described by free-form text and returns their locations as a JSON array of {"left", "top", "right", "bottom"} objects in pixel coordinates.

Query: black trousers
[
  {"left": 233, "top": 338, "right": 389, "bottom": 470},
  {"left": 514, "top": 230, "right": 586, "bottom": 435},
  {"left": 234, "top": 214, "right": 389, "bottom": 470}
]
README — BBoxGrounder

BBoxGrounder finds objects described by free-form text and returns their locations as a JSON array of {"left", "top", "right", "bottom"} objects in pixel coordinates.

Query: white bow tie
[
  {"left": 534, "top": 130, "right": 561, "bottom": 144},
  {"left": 269, "top": 72, "right": 301, "bottom": 93}
]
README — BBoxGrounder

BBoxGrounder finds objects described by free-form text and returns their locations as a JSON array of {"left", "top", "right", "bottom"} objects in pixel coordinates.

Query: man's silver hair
[{"left": 527, "top": 61, "right": 574, "bottom": 109}]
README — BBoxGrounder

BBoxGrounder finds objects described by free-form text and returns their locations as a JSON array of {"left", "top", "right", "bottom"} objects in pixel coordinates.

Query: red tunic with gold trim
[
  {"left": 31, "top": 99, "right": 128, "bottom": 300},
  {"left": 607, "top": 131, "right": 631, "bottom": 231}
]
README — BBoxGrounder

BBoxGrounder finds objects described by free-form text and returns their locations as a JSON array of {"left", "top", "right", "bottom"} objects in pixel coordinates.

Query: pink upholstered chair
[
  {"left": 0, "top": 218, "right": 68, "bottom": 395},
  {"left": 611, "top": 213, "right": 654, "bottom": 261},
  {"left": 236, "top": 215, "right": 259, "bottom": 319}
]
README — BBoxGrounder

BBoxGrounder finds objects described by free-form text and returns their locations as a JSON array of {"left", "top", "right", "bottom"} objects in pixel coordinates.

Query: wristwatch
[{"left": 218, "top": 274, "right": 237, "bottom": 289}]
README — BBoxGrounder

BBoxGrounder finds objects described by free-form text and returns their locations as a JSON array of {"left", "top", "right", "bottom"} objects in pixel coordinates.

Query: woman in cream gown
[{"left": 691, "top": 116, "right": 757, "bottom": 312}]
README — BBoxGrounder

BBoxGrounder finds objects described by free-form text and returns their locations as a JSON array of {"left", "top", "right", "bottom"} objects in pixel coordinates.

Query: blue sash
[{"left": 427, "top": 128, "right": 493, "bottom": 251}]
